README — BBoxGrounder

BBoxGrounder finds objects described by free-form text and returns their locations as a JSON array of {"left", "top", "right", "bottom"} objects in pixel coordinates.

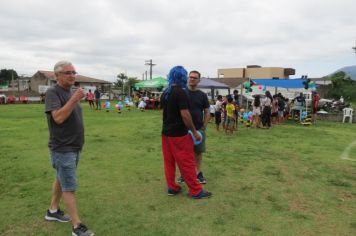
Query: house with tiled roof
[{"left": 30, "top": 70, "right": 112, "bottom": 93}]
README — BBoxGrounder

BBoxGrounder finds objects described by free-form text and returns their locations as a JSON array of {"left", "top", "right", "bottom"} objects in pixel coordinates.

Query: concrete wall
[
  {"left": 317, "top": 113, "right": 355, "bottom": 123},
  {"left": 30, "top": 73, "right": 51, "bottom": 93},
  {"left": 218, "top": 68, "right": 244, "bottom": 78},
  {"left": 245, "top": 67, "right": 288, "bottom": 79},
  {"left": 218, "top": 67, "right": 289, "bottom": 79}
]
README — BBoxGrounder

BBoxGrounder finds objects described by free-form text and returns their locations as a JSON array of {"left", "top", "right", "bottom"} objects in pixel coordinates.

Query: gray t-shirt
[{"left": 45, "top": 84, "right": 84, "bottom": 152}]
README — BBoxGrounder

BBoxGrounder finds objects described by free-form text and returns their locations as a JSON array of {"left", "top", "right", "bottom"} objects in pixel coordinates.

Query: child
[
  {"left": 251, "top": 95, "right": 262, "bottom": 128},
  {"left": 221, "top": 95, "right": 230, "bottom": 132},
  {"left": 233, "top": 94, "right": 240, "bottom": 131},
  {"left": 225, "top": 96, "right": 236, "bottom": 135},
  {"left": 214, "top": 95, "right": 223, "bottom": 131}
]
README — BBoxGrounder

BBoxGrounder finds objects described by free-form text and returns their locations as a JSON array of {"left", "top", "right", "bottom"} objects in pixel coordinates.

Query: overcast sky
[{"left": 1, "top": 0, "right": 356, "bottom": 81}]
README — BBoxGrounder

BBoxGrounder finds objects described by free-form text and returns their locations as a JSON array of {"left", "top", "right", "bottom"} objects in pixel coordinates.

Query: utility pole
[
  {"left": 145, "top": 59, "right": 156, "bottom": 80},
  {"left": 11, "top": 70, "right": 14, "bottom": 96},
  {"left": 123, "top": 71, "right": 126, "bottom": 99},
  {"left": 18, "top": 75, "right": 20, "bottom": 97}
]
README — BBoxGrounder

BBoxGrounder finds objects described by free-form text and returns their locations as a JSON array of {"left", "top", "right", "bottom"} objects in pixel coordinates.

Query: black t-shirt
[
  {"left": 94, "top": 89, "right": 100, "bottom": 99},
  {"left": 277, "top": 97, "right": 285, "bottom": 111},
  {"left": 296, "top": 96, "right": 305, "bottom": 104},
  {"left": 45, "top": 84, "right": 84, "bottom": 152},
  {"left": 161, "top": 86, "right": 189, "bottom": 137},
  {"left": 187, "top": 90, "right": 209, "bottom": 130}
]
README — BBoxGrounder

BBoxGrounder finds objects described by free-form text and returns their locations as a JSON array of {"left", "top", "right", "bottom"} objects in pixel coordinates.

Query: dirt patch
[
  {"left": 338, "top": 191, "right": 354, "bottom": 202},
  {"left": 290, "top": 194, "right": 308, "bottom": 212}
]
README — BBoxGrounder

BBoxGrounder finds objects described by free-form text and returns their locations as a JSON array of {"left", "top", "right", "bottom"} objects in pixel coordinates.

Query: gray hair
[{"left": 54, "top": 60, "right": 73, "bottom": 74}]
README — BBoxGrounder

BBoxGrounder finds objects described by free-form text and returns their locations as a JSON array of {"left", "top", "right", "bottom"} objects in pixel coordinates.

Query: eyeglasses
[
  {"left": 189, "top": 76, "right": 199, "bottom": 80},
  {"left": 60, "top": 71, "right": 77, "bottom": 75}
]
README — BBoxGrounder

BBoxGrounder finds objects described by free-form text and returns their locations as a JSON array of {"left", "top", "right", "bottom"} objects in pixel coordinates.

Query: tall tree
[
  {"left": 328, "top": 71, "right": 356, "bottom": 100},
  {"left": 115, "top": 73, "right": 128, "bottom": 93},
  {"left": 0, "top": 69, "right": 19, "bottom": 84}
]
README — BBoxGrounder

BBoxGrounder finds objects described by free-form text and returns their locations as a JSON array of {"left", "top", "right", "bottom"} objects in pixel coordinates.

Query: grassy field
[{"left": 0, "top": 103, "right": 355, "bottom": 236}]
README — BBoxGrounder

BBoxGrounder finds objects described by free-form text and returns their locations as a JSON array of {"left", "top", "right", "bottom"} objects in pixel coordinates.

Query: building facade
[
  {"left": 30, "top": 70, "right": 112, "bottom": 94},
  {"left": 217, "top": 65, "right": 295, "bottom": 79}
]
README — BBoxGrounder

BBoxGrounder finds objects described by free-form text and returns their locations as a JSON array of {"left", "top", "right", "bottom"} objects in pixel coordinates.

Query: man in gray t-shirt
[
  {"left": 44, "top": 61, "right": 94, "bottom": 236},
  {"left": 45, "top": 84, "right": 84, "bottom": 152}
]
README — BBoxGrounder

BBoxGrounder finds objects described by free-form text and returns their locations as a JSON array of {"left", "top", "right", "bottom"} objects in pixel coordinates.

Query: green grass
[{"left": 0, "top": 103, "right": 355, "bottom": 236}]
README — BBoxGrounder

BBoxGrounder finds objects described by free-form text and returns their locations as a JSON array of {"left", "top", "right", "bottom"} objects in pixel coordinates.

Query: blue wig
[{"left": 164, "top": 66, "right": 188, "bottom": 100}]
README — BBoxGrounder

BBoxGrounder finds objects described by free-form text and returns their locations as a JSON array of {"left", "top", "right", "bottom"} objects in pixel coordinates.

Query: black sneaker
[
  {"left": 72, "top": 223, "right": 95, "bottom": 236},
  {"left": 45, "top": 208, "right": 71, "bottom": 223},
  {"left": 197, "top": 172, "right": 206, "bottom": 184},
  {"left": 191, "top": 190, "right": 212, "bottom": 199},
  {"left": 167, "top": 187, "right": 181, "bottom": 196},
  {"left": 177, "top": 176, "right": 185, "bottom": 184}
]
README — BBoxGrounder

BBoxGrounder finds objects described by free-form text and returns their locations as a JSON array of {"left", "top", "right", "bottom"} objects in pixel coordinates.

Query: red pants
[{"left": 162, "top": 134, "right": 202, "bottom": 196}]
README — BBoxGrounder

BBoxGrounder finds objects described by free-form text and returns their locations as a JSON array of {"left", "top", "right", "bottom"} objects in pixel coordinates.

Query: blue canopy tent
[{"left": 251, "top": 79, "right": 306, "bottom": 89}]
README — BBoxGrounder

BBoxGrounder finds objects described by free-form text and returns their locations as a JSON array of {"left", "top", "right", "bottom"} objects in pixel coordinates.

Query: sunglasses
[{"left": 189, "top": 76, "right": 199, "bottom": 80}]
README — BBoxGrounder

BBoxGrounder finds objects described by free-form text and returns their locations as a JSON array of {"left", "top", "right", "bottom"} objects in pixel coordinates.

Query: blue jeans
[{"left": 50, "top": 151, "right": 80, "bottom": 192}]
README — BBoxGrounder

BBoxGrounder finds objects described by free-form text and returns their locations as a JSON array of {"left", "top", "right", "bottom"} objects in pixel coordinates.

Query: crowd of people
[
  {"left": 212, "top": 90, "right": 321, "bottom": 133},
  {"left": 84, "top": 90, "right": 162, "bottom": 112},
  {"left": 133, "top": 92, "right": 161, "bottom": 109}
]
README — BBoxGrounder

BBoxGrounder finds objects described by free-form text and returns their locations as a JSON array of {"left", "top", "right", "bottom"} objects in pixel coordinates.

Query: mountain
[{"left": 334, "top": 65, "right": 356, "bottom": 80}]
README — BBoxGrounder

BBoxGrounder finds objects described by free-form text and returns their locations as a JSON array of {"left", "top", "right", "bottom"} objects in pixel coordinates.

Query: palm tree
[{"left": 116, "top": 73, "right": 128, "bottom": 95}]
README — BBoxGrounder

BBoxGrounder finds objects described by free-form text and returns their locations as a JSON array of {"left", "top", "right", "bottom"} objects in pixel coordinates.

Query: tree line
[
  {"left": 327, "top": 71, "right": 356, "bottom": 101},
  {"left": 0, "top": 69, "right": 19, "bottom": 85}
]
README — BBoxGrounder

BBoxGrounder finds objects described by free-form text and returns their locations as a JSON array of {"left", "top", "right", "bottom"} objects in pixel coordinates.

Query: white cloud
[{"left": 0, "top": 0, "right": 355, "bottom": 81}]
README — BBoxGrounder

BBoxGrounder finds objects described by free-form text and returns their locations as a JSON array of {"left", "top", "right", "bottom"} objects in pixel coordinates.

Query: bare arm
[
  {"left": 180, "top": 109, "right": 201, "bottom": 141},
  {"left": 51, "top": 88, "right": 85, "bottom": 124},
  {"left": 202, "top": 108, "right": 210, "bottom": 130}
]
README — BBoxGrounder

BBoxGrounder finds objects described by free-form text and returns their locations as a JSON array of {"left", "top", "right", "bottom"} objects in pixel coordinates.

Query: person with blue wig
[{"left": 160, "top": 66, "right": 212, "bottom": 199}]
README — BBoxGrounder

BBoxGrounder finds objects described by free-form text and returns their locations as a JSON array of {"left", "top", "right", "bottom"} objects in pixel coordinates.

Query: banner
[{"left": 38, "top": 85, "right": 50, "bottom": 93}]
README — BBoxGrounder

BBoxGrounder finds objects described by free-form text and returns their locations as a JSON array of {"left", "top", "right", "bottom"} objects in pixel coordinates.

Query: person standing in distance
[
  {"left": 177, "top": 70, "right": 210, "bottom": 184},
  {"left": 44, "top": 61, "right": 94, "bottom": 236},
  {"left": 94, "top": 87, "right": 101, "bottom": 110},
  {"left": 161, "top": 66, "right": 212, "bottom": 199},
  {"left": 312, "top": 91, "right": 320, "bottom": 124}
]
